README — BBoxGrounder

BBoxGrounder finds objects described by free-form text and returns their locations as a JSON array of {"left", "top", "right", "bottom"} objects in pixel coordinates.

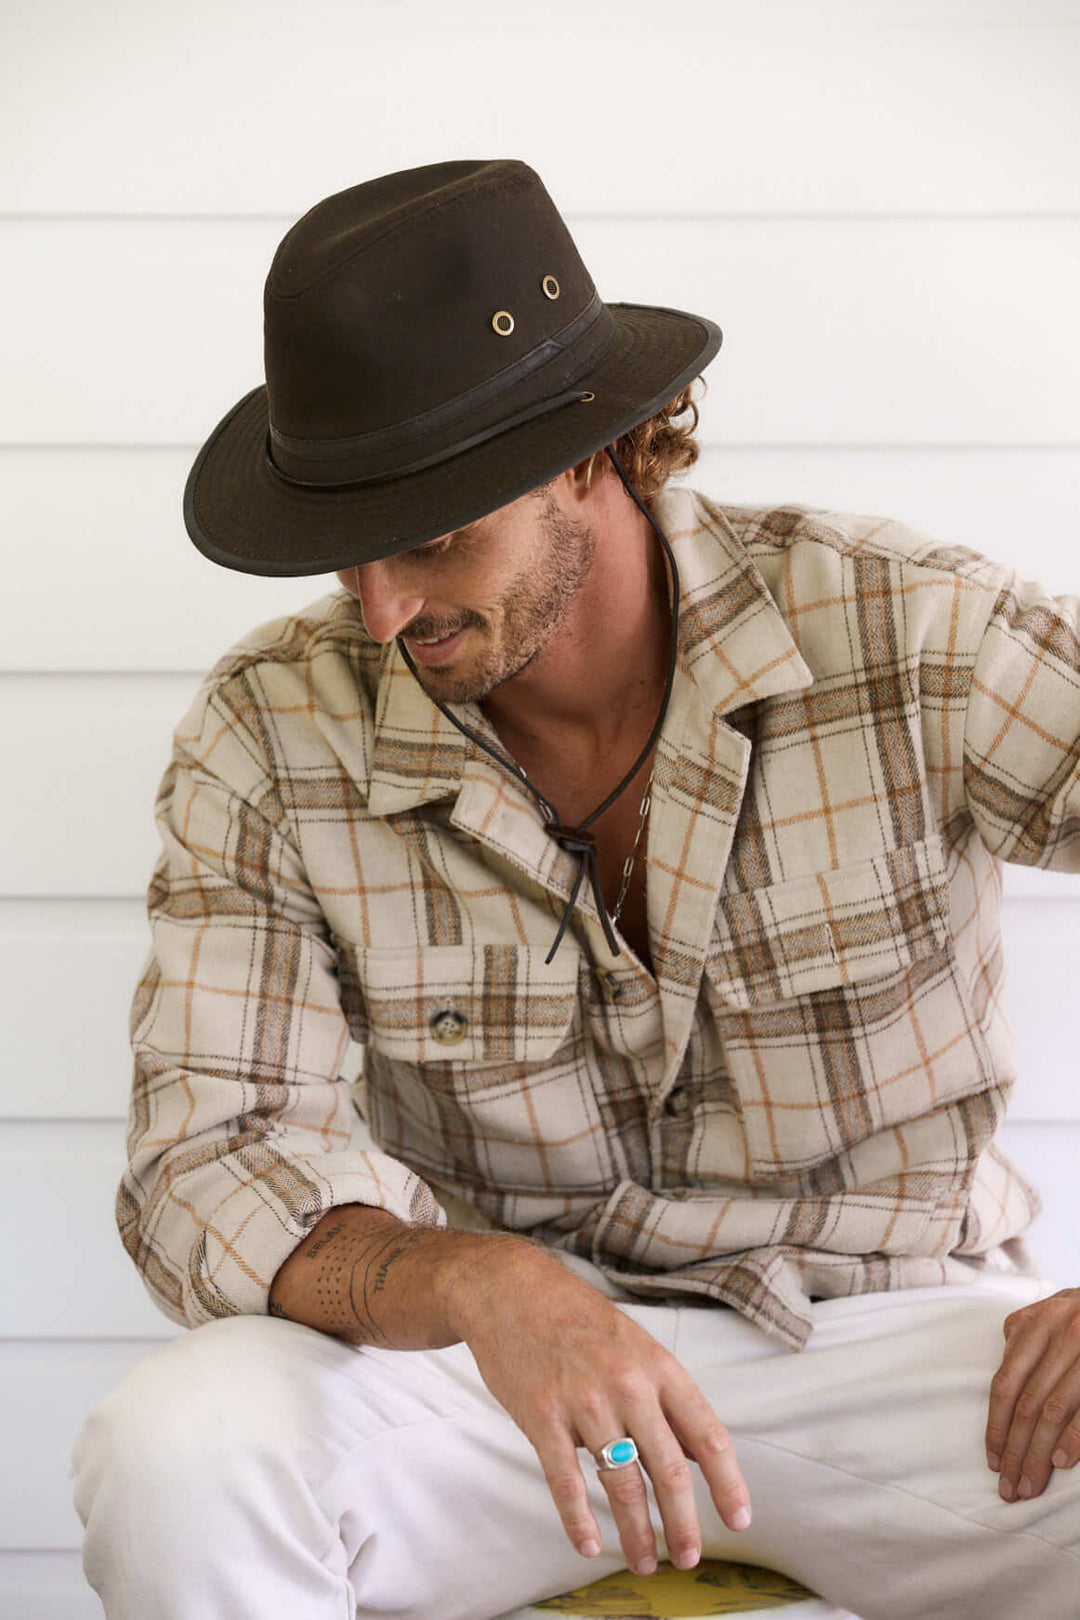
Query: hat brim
[{"left": 183, "top": 303, "right": 722, "bottom": 576}]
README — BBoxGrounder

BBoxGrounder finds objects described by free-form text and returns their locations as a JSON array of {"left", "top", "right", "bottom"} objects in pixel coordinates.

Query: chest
[
  {"left": 481, "top": 703, "right": 666, "bottom": 972},
  {"left": 521, "top": 758, "right": 654, "bottom": 973},
  {"left": 485, "top": 719, "right": 662, "bottom": 971}
]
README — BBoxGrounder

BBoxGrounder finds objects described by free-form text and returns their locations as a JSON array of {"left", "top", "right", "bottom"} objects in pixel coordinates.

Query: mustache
[{"left": 402, "top": 610, "right": 484, "bottom": 640}]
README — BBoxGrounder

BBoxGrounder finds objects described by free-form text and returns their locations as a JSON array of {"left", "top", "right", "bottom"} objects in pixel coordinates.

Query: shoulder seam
[{"left": 707, "top": 497, "right": 1010, "bottom": 592}]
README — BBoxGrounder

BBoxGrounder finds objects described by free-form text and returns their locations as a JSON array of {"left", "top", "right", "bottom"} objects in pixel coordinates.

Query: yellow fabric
[{"left": 533, "top": 1557, "right": 814, "bottom": 1615}]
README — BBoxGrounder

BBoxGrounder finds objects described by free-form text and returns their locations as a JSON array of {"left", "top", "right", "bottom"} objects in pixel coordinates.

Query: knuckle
[
  {"left": 607, "top": 1471, "right": 647, "bottom": 1507},
  {"left": 989, "top": 1369, "right": 1016, "bottom": 1400},
  {"left": 653, "top": 1454, "right": 693, "bottom": 1491},
  {"left": 1015, "top": 1390, "right": 1042, "bottom": 1424},
  {"left": 527, "top": 1394, "right": 562, "bottom": 1430},
  {"left": 1041, "top": 1393, "right": 1071, "bottom": 1427},
  {"left": 545, "top": 1468, "right": 585, "bottom": 1506},
  {"left": 1062, "top": 1314, "right": 1080, "bottom": 1345},
  {"left": 1001, "top": 1446, "right": 1026, "bottom": 1472},
  {"left": 697, "top": 1422, "right": 734, "bottom": 1459},
  {"left": 611, "top": 1372, "right": 650, "bottom": 1407},
  {"left": 573, "top": 1390, "right": 607, "bottom": 1427}
]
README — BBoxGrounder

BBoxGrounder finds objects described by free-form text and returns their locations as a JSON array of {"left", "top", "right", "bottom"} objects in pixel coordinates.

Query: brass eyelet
[
  {"left": 541, "top": 274, "right": 560, "bottom": 300},
  {"left": 492, "top": 310, "right": 515, "bottom": 336}
]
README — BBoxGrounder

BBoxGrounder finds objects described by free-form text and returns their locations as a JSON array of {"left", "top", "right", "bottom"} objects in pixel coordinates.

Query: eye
[{"left": 416, "top": 534, "right": 454, "bottom": 557}]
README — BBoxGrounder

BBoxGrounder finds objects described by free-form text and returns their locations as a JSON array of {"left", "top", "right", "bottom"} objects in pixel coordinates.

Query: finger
[
  {"left": 632, "top": 1416, "right": 705, "bottom": 1572},
  {"left": 985, "top": 1317, "right": 1051, "bottom": 1478},
  {"left": 991, "top": 1317, "right": 1074, "bottom": 1499},
  {"left": 594, "top": 1445, "right": 658, "bottom": 1576},
  {"left": 1006, "top": 1362, "right": 1080, "bottom": 1502},
  {"left": 533, "top": 1432, "right": 605, "bottom": 1561},
  {"left": 666, "top": 1389, "right": 752, "bottom": 1534}
]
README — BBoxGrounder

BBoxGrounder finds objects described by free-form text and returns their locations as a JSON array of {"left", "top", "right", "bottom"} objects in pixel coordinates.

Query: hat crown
[
  {"left": 264, "top": 160, "right": 600, "bottom": 453},
  {"left": 184, "top": 158, "right": 722, "bottom": 577}
]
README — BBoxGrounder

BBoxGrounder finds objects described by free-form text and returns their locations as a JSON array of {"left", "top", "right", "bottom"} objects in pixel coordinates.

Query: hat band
[
  {"left": 265, "top": 385, "right": 598, "bottom": 493},
  {"left": 266, "top": 293, "right": 614, "bottom": 488}
]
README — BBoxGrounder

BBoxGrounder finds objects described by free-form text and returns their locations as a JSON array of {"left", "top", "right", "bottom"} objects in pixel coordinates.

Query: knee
[{"left": 72, "top": 1315, "right": 318, "bottom": 1515}]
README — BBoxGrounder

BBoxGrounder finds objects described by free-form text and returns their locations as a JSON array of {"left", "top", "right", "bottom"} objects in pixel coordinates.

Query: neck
[{"left": 481, "top": 499, "right": 672, "bottom": 761}]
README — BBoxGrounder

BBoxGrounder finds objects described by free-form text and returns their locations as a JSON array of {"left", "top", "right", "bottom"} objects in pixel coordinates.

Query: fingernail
[
  {"left": 732, "top": 1506, "right": 752, "bottom": 1531},
  {"left": 986, "top": 1452, "right": 1000, "bottom": 1471},
  {"left": 1017, "top": 1477, "right": 1033, "bottom": 1498},
  {"left": 636, "top": 1556, "right": 657, "bottom": 1576},
  {"left": 1052, "top": 1450, "right": 1069, "bottom": 1469},
  {"left": 999, "top": 1477, "right": 1015, "bottom": 1501},
  {"left": 674, "top": 1549, "right": 700, "bottom": 1571},
  {"left": 580, "top": 1539, "right": 600, "bottom": 1558}
]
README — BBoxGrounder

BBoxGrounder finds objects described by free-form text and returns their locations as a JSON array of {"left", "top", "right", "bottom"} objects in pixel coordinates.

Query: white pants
[{"left": 71, "top": 1272, "right": 1080, "bottom": 1620}]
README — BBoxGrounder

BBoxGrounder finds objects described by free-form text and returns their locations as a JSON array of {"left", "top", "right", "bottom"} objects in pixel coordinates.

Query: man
[{"left": 73, "top": 160, "right": 1080, "bottom": 1619}]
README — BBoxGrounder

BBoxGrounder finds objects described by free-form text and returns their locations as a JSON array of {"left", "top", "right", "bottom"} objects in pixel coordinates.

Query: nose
[{"left": 349, "top": 561, "right": 426, "bottom": 644}]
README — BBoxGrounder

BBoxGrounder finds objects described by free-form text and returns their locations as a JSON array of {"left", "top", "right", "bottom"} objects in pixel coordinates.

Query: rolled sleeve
[{"left": 117, "top": 685, "right": 444, "bottom": 1330}]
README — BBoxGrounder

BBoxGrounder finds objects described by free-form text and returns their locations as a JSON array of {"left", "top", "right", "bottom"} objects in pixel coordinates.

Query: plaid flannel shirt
[{"left": 119, "top": 485, "right": 1080, "bottom": 1349}]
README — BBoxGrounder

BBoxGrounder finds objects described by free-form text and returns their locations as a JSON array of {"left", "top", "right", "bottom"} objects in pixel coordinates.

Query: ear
[{"left": 567, "top": 450, "right": 607, "bottom": 498}]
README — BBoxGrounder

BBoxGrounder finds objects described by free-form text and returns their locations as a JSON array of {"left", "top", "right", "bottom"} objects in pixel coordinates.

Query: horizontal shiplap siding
[
  {"left": 7, "top": 218, "right": 1080, "bottom": 445},
  {"left": 2, "top": 4, "right": 1078, "bottom": 217},
  {"left": 4, "top": 4, "right": 1079, "bottom": 1607}
]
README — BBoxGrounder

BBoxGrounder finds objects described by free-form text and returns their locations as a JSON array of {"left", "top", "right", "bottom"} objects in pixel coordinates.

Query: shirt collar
[
  {"left": 654, "top": 483, "right": 813, "bottom": 716},
  {"left": 366, "top": 485, "right": 813, "bottom": 819}
]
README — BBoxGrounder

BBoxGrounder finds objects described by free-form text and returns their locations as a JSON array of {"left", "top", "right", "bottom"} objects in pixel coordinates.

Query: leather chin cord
[{"left": 396, "top": 445, "right": 681, "bottom": 966}]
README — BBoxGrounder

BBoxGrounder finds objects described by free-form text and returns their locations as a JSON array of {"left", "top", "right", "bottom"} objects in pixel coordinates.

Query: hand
[
  {"left": 443, "top": 1241, "right": 751, "bottom": 1575},
  {"left": 985, "top": 1288, "right": 1080, "bottom": 1502}
]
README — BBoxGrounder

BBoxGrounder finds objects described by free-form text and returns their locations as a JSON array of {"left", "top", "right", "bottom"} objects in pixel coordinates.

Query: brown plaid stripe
[{"left": 120, "top": 487, "right": 1070, "bottom": 1347}]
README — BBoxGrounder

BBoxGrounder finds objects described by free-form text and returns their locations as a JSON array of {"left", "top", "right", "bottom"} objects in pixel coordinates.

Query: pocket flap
[
  {"left": 348, "top": 941, "right": 581, "bottom": 1066},
  {"left": 709, "top": 835, "right": 951, "bottom": 1009}
]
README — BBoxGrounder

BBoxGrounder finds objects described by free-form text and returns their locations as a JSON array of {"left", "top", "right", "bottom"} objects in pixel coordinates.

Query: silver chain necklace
[{"left": 609, "top": 784, "right": 652, "bottom": 930}]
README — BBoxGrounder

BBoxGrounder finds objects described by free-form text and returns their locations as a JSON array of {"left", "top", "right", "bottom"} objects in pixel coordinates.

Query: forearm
[{"left": 267, "top": 1203, "right": 540, "bottom": 1349}]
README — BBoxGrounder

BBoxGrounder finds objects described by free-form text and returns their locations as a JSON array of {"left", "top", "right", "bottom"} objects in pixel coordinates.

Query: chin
[
  {"left": 413, "top": 639, "right": 543, "bottom": 707},
  {"left": 414, "top": 663, "right": 490, "bottom": 706}
]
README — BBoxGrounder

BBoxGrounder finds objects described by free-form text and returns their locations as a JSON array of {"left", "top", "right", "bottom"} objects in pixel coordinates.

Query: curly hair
[{"left": 610, "top": 378, "right": 704, "bottom": 501}]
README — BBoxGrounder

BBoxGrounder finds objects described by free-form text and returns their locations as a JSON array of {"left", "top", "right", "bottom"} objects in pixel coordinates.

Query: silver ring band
[{"left": 595, "top": 1437, "right": 639, "bottom": 1471}]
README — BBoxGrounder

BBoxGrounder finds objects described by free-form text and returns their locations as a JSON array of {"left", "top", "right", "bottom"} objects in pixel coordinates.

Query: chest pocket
[
  {"left": 345, "top": 941, "right": 580, "bottom": 1068},
  {"left": 708, "top": 837, "right": 951, "bottom": 1010},
  {"left": 704, "top": 836, "right": 967, "bottom": 1177},
  {"left": 335, "top": 940, "right": 610, "bottom": 1195}
]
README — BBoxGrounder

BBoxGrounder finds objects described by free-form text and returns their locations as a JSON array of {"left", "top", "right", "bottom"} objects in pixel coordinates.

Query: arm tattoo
[
  {"left": 302, "top": 1218, "right": 347, "bottom": 1259},
  {"left": 307, "top": 1219, "right": 428, "bottom": 1349}
]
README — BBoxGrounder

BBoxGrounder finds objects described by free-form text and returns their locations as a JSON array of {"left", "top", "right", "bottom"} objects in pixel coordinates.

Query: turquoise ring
[{"left": 596, "top": 1437, "right": 639, "bottom": 1470}]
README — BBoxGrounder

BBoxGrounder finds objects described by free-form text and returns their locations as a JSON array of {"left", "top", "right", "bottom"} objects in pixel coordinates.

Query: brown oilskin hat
[{"left": 183, "top": 159, "right": 723, "bottom": 577}]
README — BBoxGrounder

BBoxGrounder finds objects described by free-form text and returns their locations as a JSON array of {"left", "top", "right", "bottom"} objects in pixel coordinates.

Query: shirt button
[
  {"left": 595, "top": 968, "right": 624, "bottom": 1001},
  {"left": 430, "top": 1008, "right": 469, "bottom": 1045},
  {"left": 665, "top": 1086, "right": 692, "bottom": 1117}
]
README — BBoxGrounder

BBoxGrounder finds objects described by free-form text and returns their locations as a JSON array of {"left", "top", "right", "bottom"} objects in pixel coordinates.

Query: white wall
[{"left": 2, "top": 4, "right": 1079, "bottom": 1613}]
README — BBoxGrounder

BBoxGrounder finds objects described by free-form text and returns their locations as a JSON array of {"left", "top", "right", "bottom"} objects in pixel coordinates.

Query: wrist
[{"left": 435, "top": 1229, "right": 550, "bottom": 1342}]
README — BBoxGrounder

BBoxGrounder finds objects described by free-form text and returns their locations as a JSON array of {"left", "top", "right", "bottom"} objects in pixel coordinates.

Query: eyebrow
[{"left": 424, "top": 523, "right": 475, "bottom": 548}]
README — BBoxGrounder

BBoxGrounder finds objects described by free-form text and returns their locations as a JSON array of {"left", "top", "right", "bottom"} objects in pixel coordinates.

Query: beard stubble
[{"left": 408, "top": 493, "right": 596, "bottom": 705}]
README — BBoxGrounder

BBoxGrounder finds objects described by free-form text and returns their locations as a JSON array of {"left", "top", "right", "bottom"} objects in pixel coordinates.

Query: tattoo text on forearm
[{"left": 306, "top": 1223, "right": 429, "bottom": 1348}]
